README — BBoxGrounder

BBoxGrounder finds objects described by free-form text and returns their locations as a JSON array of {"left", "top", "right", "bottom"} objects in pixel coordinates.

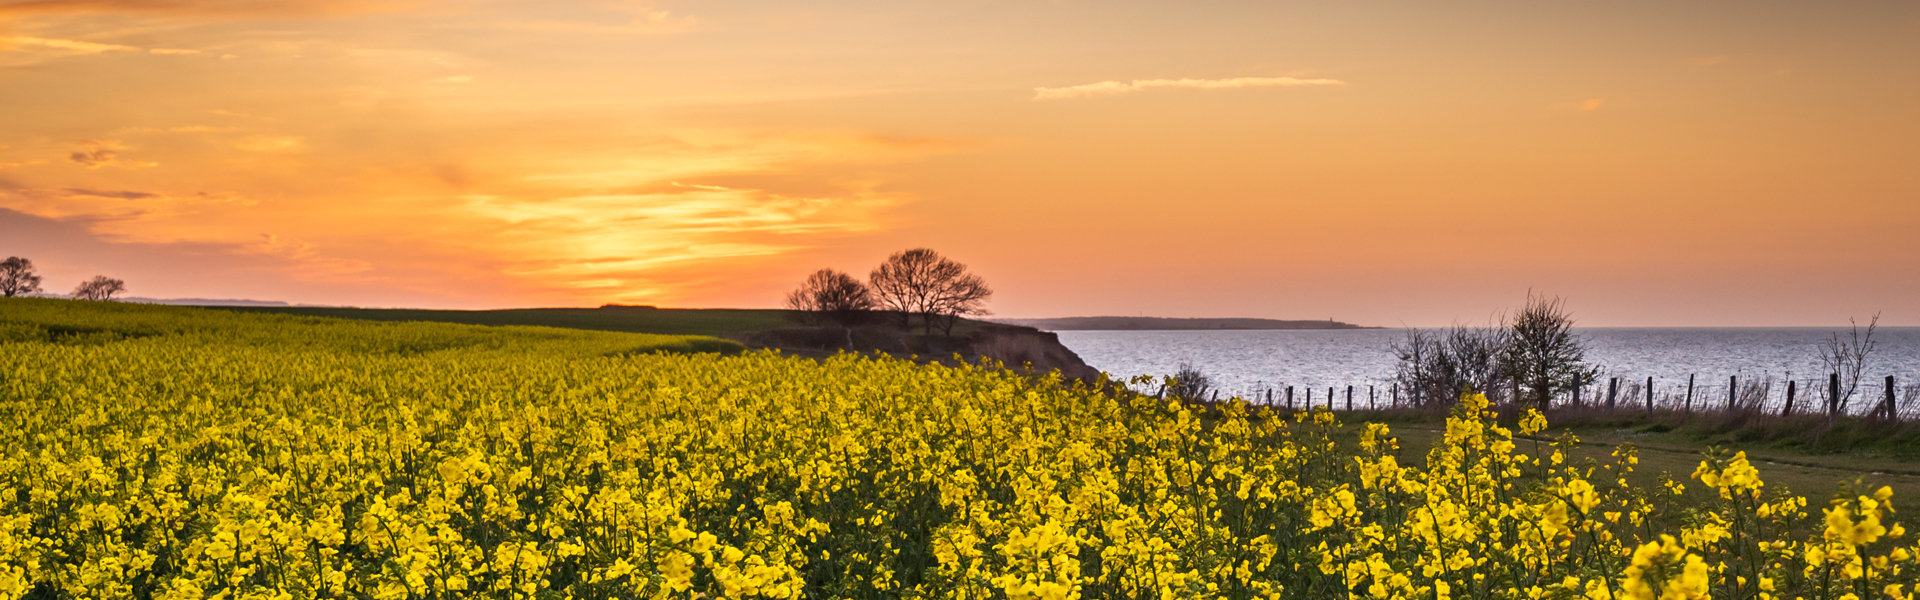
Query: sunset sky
[{"left": 3, "top": 0, "right": 1917, "bottom": 326}]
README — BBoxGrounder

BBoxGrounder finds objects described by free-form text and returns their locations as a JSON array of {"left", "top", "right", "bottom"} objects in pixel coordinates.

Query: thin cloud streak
[
  {"left": 0, "top": 35, "right": 140, "bottom": 53},
  {"left": 0, "top": 0, "right": 409, "bottom": 18},
  {"left": 1033, "top": 76, "right": 1346, "bottom": 100},
  {"left": 62, "top": 187, "right": 160, "bottom": 199}
]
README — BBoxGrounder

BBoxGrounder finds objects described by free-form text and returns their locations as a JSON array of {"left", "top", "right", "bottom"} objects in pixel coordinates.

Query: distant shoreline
[{"left": 995, "top": 316, "right": 1378, "bottom": 331}]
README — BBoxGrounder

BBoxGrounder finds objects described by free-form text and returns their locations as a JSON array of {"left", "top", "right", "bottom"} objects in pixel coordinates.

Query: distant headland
[{"left": 994, "top": 316, "right": 1377, "bottom": 331}]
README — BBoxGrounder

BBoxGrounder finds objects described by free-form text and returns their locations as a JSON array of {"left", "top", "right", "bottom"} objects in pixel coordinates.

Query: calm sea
[{"left": 1054, "top": 328, "right": 1920, "bottom": 413}]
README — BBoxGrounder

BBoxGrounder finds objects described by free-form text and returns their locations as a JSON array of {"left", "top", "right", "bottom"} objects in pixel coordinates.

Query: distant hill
[
  {"left": 203, "top": 304, "right": 1100, "bottom": 379},
  {"left": 996, "top": 316, "right": 1376, "bottom": 331},
  {"left": 17, "top": 295, "right": 305, "bottom": 307},
  {"left": 131, "top": 297, "right": 301, "bottom": 307}
]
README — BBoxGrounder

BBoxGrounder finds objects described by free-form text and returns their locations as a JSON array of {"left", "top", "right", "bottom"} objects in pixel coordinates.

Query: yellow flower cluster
[{"left": 2, "top": 298, "right": 1918, "bottom": 599}]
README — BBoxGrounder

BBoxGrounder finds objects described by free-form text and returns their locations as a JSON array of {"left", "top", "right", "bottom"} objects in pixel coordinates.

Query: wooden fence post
[
  {"left": 1346, "top": 386, "right": 1353, "bottom": 412},
  {"left": 1572, "top": 375, "right": 1582, "bottom": 408},
  {"left": 1887, "top": 375, "right": 1898, "bottom": 420},
  {"left": 1287, "top": 386, "right": 1295, "bottom": 410},
  {"left": 1645, "top": 376, "right": 1654, "bottom": 416},
  {"left": 1606, "top": 377, "right": 1618, "bottom": 412},
  {"left": 1830, "top": 373, "right": 1841, "bottom": 417},
  {"left": 1783, "top": 380, "right": 1796, "bottom": 417},
  {"left": 1729, "top": 376, "right": 1738, "bottom": 412},
  {"left": 1328, "top": 387, "right": 1334, "bottom": 411},
  {"left": 1685, "top": 374, "right": 1695, "bottom": 413},
  {"left": 1392, "top": 383, "right": 1398, "bottom": 408},
  {"left": 1369, "top": 385, "right": 1376, "bottom": 410}
]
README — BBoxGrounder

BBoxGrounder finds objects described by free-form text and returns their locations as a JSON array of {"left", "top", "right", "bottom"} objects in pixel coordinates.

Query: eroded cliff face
[
  {"left": 966, "top": 327, "right": 1099, "bottom": 381},
  {"left": 735, "top": 323, "right": 1099, "bottom": 382}
]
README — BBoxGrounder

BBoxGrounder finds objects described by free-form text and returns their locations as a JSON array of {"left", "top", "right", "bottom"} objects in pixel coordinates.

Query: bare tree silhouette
[
  {"left": 71, "top": 276, "right": 126, "bottom": 301},
  {"left": 784, "top": 268, "right": 877, "bottom": 326},
  {"left": 868, "top": 248, "right": 992, "bottom": 336},
  {"left": 0, "top": 257, "right": 43, "bottom": 297}
]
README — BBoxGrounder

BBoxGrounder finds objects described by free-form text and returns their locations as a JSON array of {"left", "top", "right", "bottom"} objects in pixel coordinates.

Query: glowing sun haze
[{"left": 2, "top": 0, "right": 1916, "bottom": 326}]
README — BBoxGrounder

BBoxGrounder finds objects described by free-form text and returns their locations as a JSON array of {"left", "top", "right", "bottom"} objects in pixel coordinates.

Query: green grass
[
  {"left": 1343, "top": 409, "right": 1920, "bottom": 512},
  {"left": 210, "top": 304, "right": 794, "bottom": 337},
  {"left": 209, "top": 305, "right": 1028, "bottom": 347},
  {"left": 2, "top": 298, "right": 748, "bottom": 355},
  {"left": 1463, "top": 407, "right": 1920, "bottom": 461}
]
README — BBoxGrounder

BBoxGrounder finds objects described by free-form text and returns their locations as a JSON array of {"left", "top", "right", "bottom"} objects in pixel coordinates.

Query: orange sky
[{"left": 2, "top": 0, "right": 1917, "bottom": 326}]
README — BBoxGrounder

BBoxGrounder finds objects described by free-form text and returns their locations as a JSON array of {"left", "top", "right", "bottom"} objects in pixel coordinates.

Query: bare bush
[
  {"left": 70, "top": 276, "right": 126, "bottom": 301},
  {"left": 1616, "top": 379, "right": 1643, "bottom": 411},
  {"left": 1900, "top": 383, "right": 1920, "bottom": 420},
  {"left": 1392, "top": 324, "right": 1512, "bottom": 408},
  {"left": 1164, "top": 362, "right": 1213, "bottom": 403},
  {"left": 1736, "top": 375, "right": 1773, "bottom": 412},
  {"left": 1819, "top": 313, "right": 1880, "bottom": 416},
  {"left": 1503, "top": 294, "right": 1598, "bottom": 410}
]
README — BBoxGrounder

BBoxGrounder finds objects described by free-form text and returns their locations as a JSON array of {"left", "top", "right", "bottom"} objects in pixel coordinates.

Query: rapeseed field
[{"left": 0, "top": 298, "right": 1912, "bottom": 599}]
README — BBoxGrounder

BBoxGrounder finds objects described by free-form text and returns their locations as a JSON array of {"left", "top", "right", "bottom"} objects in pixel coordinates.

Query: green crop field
[{"left": 210, "top": 305, "right": 794, "bottom": 337}]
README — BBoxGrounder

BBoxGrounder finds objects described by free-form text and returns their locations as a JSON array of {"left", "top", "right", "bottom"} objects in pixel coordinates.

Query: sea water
[{"left": 1055, "top": 328, "right": 1920, "bottom": 414}]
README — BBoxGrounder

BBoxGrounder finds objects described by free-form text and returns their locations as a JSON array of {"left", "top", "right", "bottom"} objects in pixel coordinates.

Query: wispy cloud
[
  {"left": 484, "top": 2, "right": 698, "bottom": 35},
  {"left": 1034, "top": 76, "right": 1345, "bottom": 100},
  {"left": 0, "top": 35, "right": 139, "bottom": 53},
  {"left": 63, "top": 187, "right": 161, "bottom": 199},
  {"left": 0, "top": 0, "right": 409, "bottom": 18},
  {"left": 68, "top": 140, "right": 129, "bottom": 168},
  {"left": 0, "top": 185, "right": 250, "bottom": 225},
  {"left": 468, "top": 186, "right": 892, "bottom": 300},
  {"left": 0, "top": 35, "right": 207, "bottom": 64},
  {"left": 120, "top": 125, "right": 242, "bottom": 134}
]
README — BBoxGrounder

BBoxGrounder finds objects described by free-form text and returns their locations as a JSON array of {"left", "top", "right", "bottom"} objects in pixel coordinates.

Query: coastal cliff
[
  {"left": 736, "top": 322, "right": 1099, "bottom": 381},
  {"left": 966, "top": 326, "right": 1100, "bottom": 381}
]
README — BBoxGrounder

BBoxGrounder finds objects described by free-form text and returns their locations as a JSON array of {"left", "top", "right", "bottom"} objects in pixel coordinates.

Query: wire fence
[{"left": 1187, "top": 374, "right": 1919, "bottom": 420}]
